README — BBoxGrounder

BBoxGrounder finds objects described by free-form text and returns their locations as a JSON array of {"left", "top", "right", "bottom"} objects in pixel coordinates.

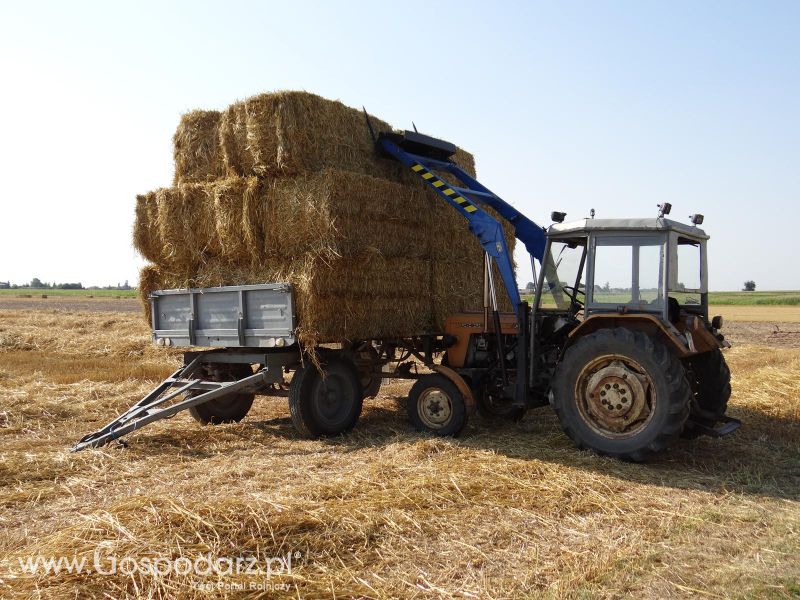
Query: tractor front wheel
[
  {"left": 408, "top": 374, "right": 468, "bottom": 437},
  {"left": 551, "top": 328, "right": 691, "bottom": 461}
]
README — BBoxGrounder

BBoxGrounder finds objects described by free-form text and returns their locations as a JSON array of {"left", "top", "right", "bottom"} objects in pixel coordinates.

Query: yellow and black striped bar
[{"left": 411, "top": 162, "right": 477, "bottom": 213}]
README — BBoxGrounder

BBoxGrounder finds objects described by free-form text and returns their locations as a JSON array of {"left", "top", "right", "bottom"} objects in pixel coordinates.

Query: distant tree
[
  {"left": 56, "top": 283, "right": 84, "bottom": 290},
  {"left": 525, "top": 281, "right": 535, "bottom": 291},
  {"left": 29, "top": 277, "right": 44, "bottom": 288},
  {"left": 743, "top": 280, "right": 756, "bottom": 291}
]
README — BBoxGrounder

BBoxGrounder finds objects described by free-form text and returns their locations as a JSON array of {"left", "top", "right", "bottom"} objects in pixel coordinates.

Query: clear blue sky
[{"left": 1, "top": 0, "right": 797, "bottom": 290}]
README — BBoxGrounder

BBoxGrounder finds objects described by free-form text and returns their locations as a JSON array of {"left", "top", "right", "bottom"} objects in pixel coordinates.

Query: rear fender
[{"left": 565, "top": 314, "right": 705, "bottom": 358}]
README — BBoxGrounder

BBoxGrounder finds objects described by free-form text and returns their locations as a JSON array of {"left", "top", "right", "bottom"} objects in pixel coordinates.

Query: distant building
[{"left": 0, "top": 281, "right": 10, "bottom": 289}]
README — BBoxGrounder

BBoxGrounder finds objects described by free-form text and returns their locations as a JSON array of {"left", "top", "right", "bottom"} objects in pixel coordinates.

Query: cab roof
[{"left": 547, "top": 217, "right": 709, "bottom": 240}]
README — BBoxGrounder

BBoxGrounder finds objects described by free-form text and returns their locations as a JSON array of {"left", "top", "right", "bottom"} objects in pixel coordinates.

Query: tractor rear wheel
[
  {"left": 288, "top": 357, "right": 363, "bottom": 438},
  {"left": 684, "top": 349, "right": 732, "bottom": 434},
  {"left": 551, "top": 328, "right": 691, "bottom": 461},
  {"left": 188, "top": 363, "right": 256, "bottom": 425}
]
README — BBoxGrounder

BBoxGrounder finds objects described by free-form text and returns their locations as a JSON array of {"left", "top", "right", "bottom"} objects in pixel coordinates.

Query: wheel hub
[
  {"left": 314, "top": 376, "right": 349, "bottom": 423},
  {"left": 584, "top": 361, "right": 647, "bottom": 433},
  {"left": 418, "top": 388, "right": 452, "bottom": 429}
]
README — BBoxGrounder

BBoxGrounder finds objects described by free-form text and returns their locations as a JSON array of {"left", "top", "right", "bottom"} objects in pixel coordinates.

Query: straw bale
[
  {"left": 428, "top": 198, "right": 517, "bottom": 320},
  {"left": 133, "top": 91, "right": 516, "bottom": 345},
  {"left": 138, "top": 256, "right": 418, "bottom": 299},
  {"left": 135, "top": 166, "right": 517, "bottom": 340},
  {"left": 135, "top": 171, "right": 442, "bottom": 268},
  {"left": 431, "top": 260, "right": 511, "bottom": 326},
  {"left": 212, "top": 176, "right": 262, "bottom": 262},
  {"left": 155, "top": 184, "right": 219, "bottom": 269},
  {"left": 217, "top": 91, "right": 476, "bottom": 183},
  {"left": 137, "top": 264, "right": 164, "bottom": 324},
  {"left": 138, "top": 255, "right": 434, "bottom": 345},
  {"left": 172, "top": 110, "right": 226, "bottom": 184},
  {"left": 172, "top": 91, "right": 476, "bottom": 185},
  {"left": 264, "top": 170, "right": 434, "bottom": 260},
  {"left": 218, "top": 91, "right": 398, "bottom": 179},
  {"left": 132, "top": 191, "right": 163, "bottom": 264}
]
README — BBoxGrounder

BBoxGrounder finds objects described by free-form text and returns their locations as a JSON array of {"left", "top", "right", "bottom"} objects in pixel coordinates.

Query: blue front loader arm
[{"left": 378, "top": 136, "right": 546, "bottom": 309}]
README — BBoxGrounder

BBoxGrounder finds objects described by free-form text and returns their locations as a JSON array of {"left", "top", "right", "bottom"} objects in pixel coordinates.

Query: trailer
[{"left": 74, "top": 282, "right": 461, "bottom": 451}]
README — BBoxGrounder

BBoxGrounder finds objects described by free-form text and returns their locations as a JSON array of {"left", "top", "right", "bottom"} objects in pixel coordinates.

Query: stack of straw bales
[{"left": 135, "top": 91, "right": 514, "bottom": 346}]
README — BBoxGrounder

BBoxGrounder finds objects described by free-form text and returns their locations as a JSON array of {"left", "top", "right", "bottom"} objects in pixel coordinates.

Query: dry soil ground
[{"left": 0, "top": 301, "right": 798, "bottom": 599}]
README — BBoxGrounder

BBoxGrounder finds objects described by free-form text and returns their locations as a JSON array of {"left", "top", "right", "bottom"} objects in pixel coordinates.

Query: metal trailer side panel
[{"left": 150, "top": 283, "right": 296, "bottom": 348}]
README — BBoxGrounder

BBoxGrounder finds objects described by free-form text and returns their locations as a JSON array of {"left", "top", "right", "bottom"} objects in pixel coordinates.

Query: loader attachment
[
  {"left": 367, "top": 118, "right": 544, "bottom": 411},
  {"left": 378, "top": 130, "right": 457, "bottom": 161}
]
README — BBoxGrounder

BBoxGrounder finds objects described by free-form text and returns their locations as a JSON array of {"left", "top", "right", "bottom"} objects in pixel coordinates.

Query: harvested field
[
  {"left": 0, "top": 296, "right": 140, "bottom": 313},
  {"left": 0, "top": 305, "right": 798, "bottom": 598},
  {"left": 708, "top": 306, "right": 800, "bottom": 348},
  {"left": 718, "top": 321, "right": 800, "bottom": 348},
  {"left": 710, "top": 304, "right": 800, "bottom": 323}
]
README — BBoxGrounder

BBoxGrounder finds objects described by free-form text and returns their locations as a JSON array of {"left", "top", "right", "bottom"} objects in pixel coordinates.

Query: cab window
[
  {"left": 540, "top": 239, "right": 586, "bottom": 310},
  {"left": 591, "top": 236, "right": 664, "bottom": 310},
  {"left": 670, "top": 237, "right": 702, "bottom": 305}
]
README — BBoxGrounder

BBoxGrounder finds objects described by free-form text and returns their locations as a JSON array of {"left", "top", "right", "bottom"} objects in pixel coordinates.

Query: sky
[{"left": 0, "top": 0, "right": 797, "bottom": 290}]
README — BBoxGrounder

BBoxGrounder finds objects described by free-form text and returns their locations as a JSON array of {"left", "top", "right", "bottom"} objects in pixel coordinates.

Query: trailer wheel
[
  {"left": 551, "top": 328, "right": 691, "bottom": 462},
  {"left": 361, "top": 370, "right": 383, "bottom": 399},
  {"left": 188, "top": 363, "right": 255, "bottom": 425},
  {"left": 341, "top": 343, "right": 382, "bottom": 400},
  {"left": 357, "top": 348, "right": 382, "bottom": 399},
  {"left": 288, "top": 357, "right": 363, "bottom": 438},
  {"left": 408, "top": 374, "right": 468, "bottom": 437}
]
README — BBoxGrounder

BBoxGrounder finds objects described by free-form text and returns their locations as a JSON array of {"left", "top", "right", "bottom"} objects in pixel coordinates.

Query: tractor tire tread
[{"left": 551, "top": 327, "right": 691, "bottom": 462}]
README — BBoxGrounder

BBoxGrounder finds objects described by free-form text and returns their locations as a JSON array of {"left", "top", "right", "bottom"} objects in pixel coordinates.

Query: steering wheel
[{"left": 561, "top": 285, "right": 584, "bottom": 306}]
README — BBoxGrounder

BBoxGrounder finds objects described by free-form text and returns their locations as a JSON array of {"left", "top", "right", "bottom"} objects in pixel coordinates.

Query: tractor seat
[{"left": 668, "top": 297, "right": 681, "bottom": 324}]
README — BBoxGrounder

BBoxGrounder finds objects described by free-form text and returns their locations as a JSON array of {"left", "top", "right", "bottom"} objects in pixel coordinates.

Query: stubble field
[{"left": 0, "top": 297, "right": 798, "bottom": 598}]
